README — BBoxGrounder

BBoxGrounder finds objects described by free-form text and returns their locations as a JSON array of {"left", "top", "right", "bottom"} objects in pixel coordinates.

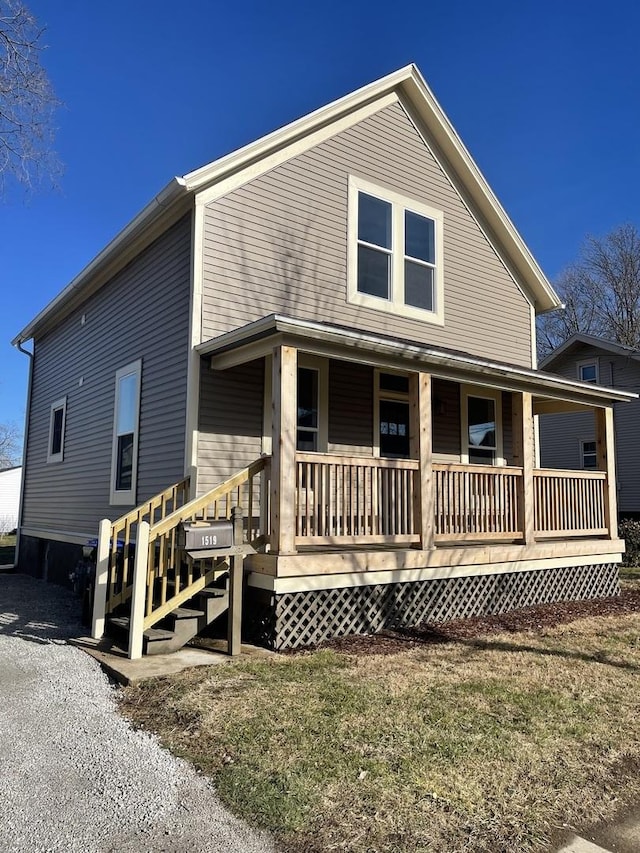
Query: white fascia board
[
  {"left": 183, "top": 65, "right": 415, "bottom": 192},
  {"left": 400, "top": 69, "right": 559, "bottom": 313},
  {"left": 13, "top": 178, "right": 188, "bottom": 345},
  {"left": 200, "top": 314, "right": 637, "bottom": 404}
]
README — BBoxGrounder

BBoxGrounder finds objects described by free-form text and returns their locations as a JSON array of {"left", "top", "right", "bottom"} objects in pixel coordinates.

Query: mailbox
[{"left": 182, "top": 520, "right": 234, "bottom": 551}]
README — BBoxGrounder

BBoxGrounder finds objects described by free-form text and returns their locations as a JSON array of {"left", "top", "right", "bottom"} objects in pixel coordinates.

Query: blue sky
[{"left": 2, "top": 1, "right": 640, "bottom": 439}]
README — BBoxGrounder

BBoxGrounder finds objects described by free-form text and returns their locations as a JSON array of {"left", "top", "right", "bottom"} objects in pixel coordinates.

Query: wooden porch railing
[
  {"left": 534, "top": 469, "right": 607, "bottom": 538},
  {"left": 295, "top": 452, "right": 420, "bottom": 545},
  {"left": 434, "top": 463, "right": 523, "bottom": 541}
]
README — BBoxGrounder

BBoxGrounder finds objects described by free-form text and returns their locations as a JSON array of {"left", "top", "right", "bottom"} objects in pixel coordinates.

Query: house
[
  {"left": 12, "top": 65, "right": 635, "bottom": 658},
  {"left": 540, "top": 333, "right": 640, "bottom": 517},
  {"left": 0, "top": 465, "right": 21, "bottom": 538}
]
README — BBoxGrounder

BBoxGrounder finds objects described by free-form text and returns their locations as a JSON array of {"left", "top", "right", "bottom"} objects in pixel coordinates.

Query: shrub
[{"left": 619, "top": 518, "right": 640, "bottom": 567}]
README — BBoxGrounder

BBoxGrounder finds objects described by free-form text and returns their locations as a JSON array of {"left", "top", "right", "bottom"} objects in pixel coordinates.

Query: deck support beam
[
  {"left": 595, "top": 406, "right": 618, "bottom": 539},
  {"left": 513, "top": 391, "right": 535, "bottom": 544},
  {"left": 409, "top": 371, "right": 434, "bottom": 550},
  {"left": 270, "top": 344, "right": 298, "bottom": 554}
]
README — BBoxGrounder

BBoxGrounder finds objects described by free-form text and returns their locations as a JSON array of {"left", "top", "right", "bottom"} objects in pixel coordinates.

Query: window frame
[
  {"left": 47, "top": 396, "right": 67, "bottom": 464},
  {"left": 460, "top": 384, "right": 504, "bottom": 466},
  {"left": 577, "top": 359, "right": 599, "bottom": 384},
  {"left": 580, "top": 438, "right": 598, "bottom": 470},
  {"left": 109, "top": 359, "right": 142, "bottom": 506},
  {"left": 262, "top": 354, "right": 328, "bottom": 455},
  {"left": 348, "top": 175, "right": 444, "bottom": 325}
]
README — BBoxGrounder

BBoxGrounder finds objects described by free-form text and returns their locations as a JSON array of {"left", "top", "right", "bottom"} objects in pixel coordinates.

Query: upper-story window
[
  {"left": 577, "top": 360, "right": 598, "bottom": 383},
  {"left": 47, "top": 396, "right": 67, "bottom": 464},
  {"left": 348, "top": 176, "right": 444, "bottom": 325}
]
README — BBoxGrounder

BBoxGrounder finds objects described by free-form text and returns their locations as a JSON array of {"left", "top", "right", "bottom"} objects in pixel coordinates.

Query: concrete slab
[
  {"left": 588, "top": 807, "right": 640, "bottom": 853},
  {"left": 70, "top": 636, "right": 275, "bottom": 685},
  {"left": 555, "top": 835, "right": 611, "bottom": 853}
]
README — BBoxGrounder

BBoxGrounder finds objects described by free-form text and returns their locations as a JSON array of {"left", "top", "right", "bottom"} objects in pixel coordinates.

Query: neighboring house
[
  {"left": 0, "top": 465, "right": 21, "bottom": 536},
  {"left": 12, "top": 65, "right": 635, "bottom": 658},
  {"left": 540, "top": 333, "right": 640, "bottom": 518}
]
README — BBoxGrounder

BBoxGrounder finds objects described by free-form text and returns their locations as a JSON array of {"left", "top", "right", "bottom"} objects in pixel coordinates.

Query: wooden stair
[{"left": 107, "top": 580, "right": 230, "bottom": 655}]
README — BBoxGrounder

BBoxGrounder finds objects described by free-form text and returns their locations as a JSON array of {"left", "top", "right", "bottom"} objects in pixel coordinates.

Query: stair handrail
[
  {"left": 111, "top": 475, "right": 191, "bottom": 537},
  {"left": 148, "top": 457, "right": 269, "bottom": 542},
  {"left": 92, "top": 473, "right": 191, "bottom": 638}
]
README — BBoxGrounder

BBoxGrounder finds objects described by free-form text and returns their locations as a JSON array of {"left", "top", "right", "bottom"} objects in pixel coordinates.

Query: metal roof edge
[{"left": 199, "top": 315, "right": 636, "bottom": 403}]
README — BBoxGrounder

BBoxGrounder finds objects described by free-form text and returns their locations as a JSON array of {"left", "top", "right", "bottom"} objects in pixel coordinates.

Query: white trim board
[{"left": 248, "top": 552, "right": 622, "bottom": 594}]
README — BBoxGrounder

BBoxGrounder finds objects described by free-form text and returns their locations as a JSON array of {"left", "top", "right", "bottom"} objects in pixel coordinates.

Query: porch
[{"left": 92, "top": 316, "right": 631, "bottom": 656}]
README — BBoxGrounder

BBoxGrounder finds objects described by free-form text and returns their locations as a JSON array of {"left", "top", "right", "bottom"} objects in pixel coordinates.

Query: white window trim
[
  {"left": 579, "top": 437, "right": 598, "bottom": 470},
  {"left": 262, "top": 354, "right": 328, "bottom": 454},
  {"left": 110, "top": 359, "right": 142, "bottom": 506},
  {"left": 47, "top": 396, "right": 67, "bottom": 464},
  {"left": 297, "top": 354, "right": 328, "bottom": 453},
  {"left": 460, "top": 384, "right": 504, "bottom": 466},
  {"left": 577, "top": 359, "right": 599, "bottom": 384},
  {"left": 373, "top": 368, "right": 410, "bottom": 458},
  {"left": 347, "top": 175, "right": 445, "bottom": 326}
]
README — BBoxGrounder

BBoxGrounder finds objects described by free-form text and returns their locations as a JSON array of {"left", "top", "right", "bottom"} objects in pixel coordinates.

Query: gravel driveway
[{"left": 0, "top": 573, "right": 276, "bottom": 853}]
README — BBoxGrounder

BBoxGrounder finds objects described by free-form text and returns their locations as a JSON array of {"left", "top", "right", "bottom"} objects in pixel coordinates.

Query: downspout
[{"left": 13, "top": 339, "right": 33, "bottom": 570}]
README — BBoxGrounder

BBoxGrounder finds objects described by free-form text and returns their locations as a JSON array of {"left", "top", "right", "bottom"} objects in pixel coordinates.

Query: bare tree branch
[
  {"left": 0, "top": 0, "right": 61, "bottom": 191},
  {"left": 537, "top": 224, "right": 640, "bottom": 359},
  {"left": 0, "top": 422, "right": 20, "bottom": 468}
]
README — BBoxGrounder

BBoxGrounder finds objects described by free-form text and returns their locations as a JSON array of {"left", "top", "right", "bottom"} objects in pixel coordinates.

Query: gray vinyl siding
[
  {"left": 201, "top": 100, "right": 533, "bottom": 367},
  {"left": 432, "top": 379, "right": 461, "bottom": 461},
  {"left": 21, "top": 215, "right": 192, "bottom": 537},
  {"left": 539, "top": 344, "right": 640, "bottom": 513},
  {"left": 539, "top": 410, "right": 594, "bottom": 471},
  {"left": 197, "top": 358, "right": 264, "bottom": 495},
  {"left": 328, "top": 360, "right": 373, "bottom": 454}
]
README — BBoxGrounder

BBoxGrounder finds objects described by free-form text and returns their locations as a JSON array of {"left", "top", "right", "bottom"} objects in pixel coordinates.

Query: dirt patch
[{"left": 306, "top": 586, "right": 640, "bottom": 656}]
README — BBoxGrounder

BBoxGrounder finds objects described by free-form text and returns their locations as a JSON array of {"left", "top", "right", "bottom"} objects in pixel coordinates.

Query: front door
[{"left": 379, "top": 399, "right": 410, "bottom": 458}]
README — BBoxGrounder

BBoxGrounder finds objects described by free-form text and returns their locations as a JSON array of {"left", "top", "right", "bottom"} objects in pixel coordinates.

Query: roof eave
[{"left": 198, "top": 315, "right": 635, "bottom": 404}]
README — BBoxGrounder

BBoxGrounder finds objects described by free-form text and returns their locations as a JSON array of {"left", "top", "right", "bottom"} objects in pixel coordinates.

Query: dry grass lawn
[{"left": 120, "top": 596, "right": 640, "bottom": 853}]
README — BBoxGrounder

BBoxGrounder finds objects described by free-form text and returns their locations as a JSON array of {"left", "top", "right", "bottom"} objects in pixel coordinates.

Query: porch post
[
  {"left": 409, "top": 372, "right": 434, "bottom": 550},
  {"left": 270, "top": 344, "right": 297, "bottom": 554},
  {"left": 595, "top": 406, "right": 618, "bottom": 539},
  {"left": 512, "top": 391, "right": 535, "bottom": 544}
]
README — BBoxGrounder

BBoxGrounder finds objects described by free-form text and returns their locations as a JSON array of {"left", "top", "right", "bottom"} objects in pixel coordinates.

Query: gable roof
[
  {"left": 541, "top": 333, "right": 640, "bottom": 369},
  {"left": 13, "top": 64, "right": 561, "bottom": 346}
]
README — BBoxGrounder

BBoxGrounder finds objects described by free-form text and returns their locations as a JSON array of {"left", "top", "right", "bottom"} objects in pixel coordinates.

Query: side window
[
  {"left": 297, "top": 366, "right": 319, "bottom": 451},
  {"left": 578, "top": 361, "right": 598, "bottom": 383},
  {"left": 461, "top": 386, "right": 503, "bottom": 466},
  {"left": 296, "top": 356, "right": 328, "bottom": 453},
  {"left": 47, "top": 396, "right": 67, "bottom": 463},
  {"left": 110, "top": 360, "right": 142, "bottom": 505},
  {"left": 581, "top": 439, "right": 597, "bottom": 469}
]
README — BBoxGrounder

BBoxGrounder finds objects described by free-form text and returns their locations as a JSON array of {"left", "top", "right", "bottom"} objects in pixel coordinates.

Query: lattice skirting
[{"left": 247, "top": 563, "right": 619, "bottom": 650}]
